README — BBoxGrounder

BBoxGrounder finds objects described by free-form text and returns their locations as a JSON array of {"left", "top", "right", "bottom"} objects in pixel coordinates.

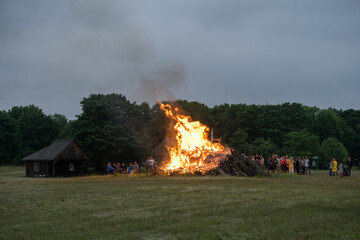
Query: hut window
[
  {"left": 69, "top": 163, "right": 74, "bottom": 172},
  {"left": 34, "top": 162, "right": 39, "bottom": 172}
]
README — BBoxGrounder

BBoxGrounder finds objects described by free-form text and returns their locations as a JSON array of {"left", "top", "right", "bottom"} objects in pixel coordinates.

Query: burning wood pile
[
  {"left": 158, "top": 103, "right": 267, "bottom": 177},
  {"left": 206, "top": 151, "right": 268, "bottom": 177}
]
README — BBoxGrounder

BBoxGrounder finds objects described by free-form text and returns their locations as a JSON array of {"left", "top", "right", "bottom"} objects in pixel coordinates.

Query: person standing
[
  {"left": 267, "top": 157, "right": 272, "bottom": 175},
  {"left": 276, "top": 155, "right": 281, "bottom": 174},
  {"left": 305, "top": 157, "right": 309, "bottom": 175},
  {"left": 347, "top": 157, "right": 353, "bottom": 177},
  {"left": 149, "top": 156, "right": 155, "bottom": 172},
  {"left": 295, "top": 157, "right": 300, "bottom": 175},
  {"left": 289, "top": 157, "right": 294, "bottom": 175},
  {"left": 281, "top": 157, "right": 287, "bottom": 173},
  {"left": 286, "top": 155, "right": 290, "bottom": 173},
  {"left": 332, "top": 158, "right": 338, "bottom": 176},
  {"left": 133, "top": 161, "right": 140, "bottom": 173},
  {"left": 329, "top": 159, "right": 333, "bottom": 177},
  {"left": 301, "top": 157, "right": 305, "bottom": 175},
  {"left": 271, "top": 155, "right": 277, "bottom": 174},
  {"left": 339, "top": 163, "right": 344, "bottom": 178}
]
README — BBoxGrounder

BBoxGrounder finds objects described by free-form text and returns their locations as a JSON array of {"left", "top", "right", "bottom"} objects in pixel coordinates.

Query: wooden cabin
[{"left": 21, "top": 139, "right": 90, "bottom": 177}]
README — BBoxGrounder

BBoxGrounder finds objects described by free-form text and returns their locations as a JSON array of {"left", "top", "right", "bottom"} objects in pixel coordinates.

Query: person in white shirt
[
  {"left": 149, "top": 156, "right": 155, "bottom": 172},
  {"left": 305, "top": 157, "right": 309, "bottom": 175}
]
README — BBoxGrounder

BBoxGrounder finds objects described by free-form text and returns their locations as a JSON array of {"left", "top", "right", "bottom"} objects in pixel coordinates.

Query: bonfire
[
  {"left": 159, "top": 103, "right": 230, "bottom": 175},
  {"left": 158, "top": 103, "right": 268, "bottom": 177}
]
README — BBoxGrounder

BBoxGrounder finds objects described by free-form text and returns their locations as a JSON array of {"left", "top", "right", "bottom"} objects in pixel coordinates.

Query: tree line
[{"left": 1, "top": 93, "right": 359, "bottom": 171}]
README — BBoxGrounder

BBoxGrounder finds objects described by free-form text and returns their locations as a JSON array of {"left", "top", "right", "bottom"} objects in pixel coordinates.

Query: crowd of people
[
  {"left": 329, "top": 157, "right": 353, "bottom": 178},
  {"left": 106, "top": 154, "right": 354, "bottom": 178},
  {"left": 261, "top": 155, "right": 315, "bottom": 175},
  {"left": 106, "top": 156, "right": 156, "bottom": 174},
  {"left": 246, "top": 154, "right": 354, "bottom": 178},
  {"left": 242, "top": 154, "right": 316, "bottom": 175}
]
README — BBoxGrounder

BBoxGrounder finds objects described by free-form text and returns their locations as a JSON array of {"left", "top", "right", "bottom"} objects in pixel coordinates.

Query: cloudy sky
[{"left": 1, "top": 0, "right": 359, "bottom": 119}]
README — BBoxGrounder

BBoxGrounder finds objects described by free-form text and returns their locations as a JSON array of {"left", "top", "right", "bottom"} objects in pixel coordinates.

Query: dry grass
[{"left": 1, "top": 167, "right": 359, "bottom": 239}]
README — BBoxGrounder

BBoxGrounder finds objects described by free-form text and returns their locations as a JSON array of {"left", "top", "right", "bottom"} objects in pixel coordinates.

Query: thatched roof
[{"left": 21, "top": 139, "right": 89, "bottom": 161}]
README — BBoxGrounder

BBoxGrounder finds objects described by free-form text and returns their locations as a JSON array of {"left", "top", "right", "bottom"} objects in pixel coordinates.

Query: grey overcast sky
[{"left": 1, "top": 0, "right": 360, "bottom": 119}]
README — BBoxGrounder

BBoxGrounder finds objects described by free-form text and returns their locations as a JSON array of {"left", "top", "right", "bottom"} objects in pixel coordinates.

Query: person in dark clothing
[
  {"left": 329, "top": 159, "right": 333, "bottom": 177},
  {"left": 295, "top": 157, "right": 300, "bottom": 174},
  {"left": 120, "top": 163, "right": 126, "bottom": 174},
  {"left": 116, "top": 163, "right": 121, "bottom": 173},
  {"left": 267, "top": 157, "right": 272, "bottom": 175},
  {"left": 301, "top": 158, "right": 305, "bottom": 175},
  {"left": 271, "top": 155, "right": 277, "bottom": 174},
  {"left": 347, "top": 157, "right": 353, "bottom": 176}
]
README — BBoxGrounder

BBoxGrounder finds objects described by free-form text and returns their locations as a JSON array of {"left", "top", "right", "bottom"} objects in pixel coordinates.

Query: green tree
[
  {"left": 338, "top": 109, "right": 360, "bottom": 159},
  {"left": 282, "top": 129, "right": 321, "bottom": 157},
  {"left": 73, "top": 94, "right": 152, "bottom": 172},
  {"left": 314, "top": 109, "right": 345, "bottom": 142},
  {"left": 211, "top": 103, "right": 230, "bottom": 140},
  {"left": 146, "top": 103, "right": 168, "bottom": 148},
  {"left": 248, "top": 138, "right": 278, "bottom": 159},
  {"left": 229, "top": 128, "right": 248, "bottom": 153},
  {"left": 320, "top": 137, "right": 349, "bottom": 169},
  {"left": 50, "top": 114, "right": 74, "bottom": 138},
  {"left": 0, "top": 111, "right": 16, "bottom": 165},
  {"left": 9, "top": 105, "right": 59, "bottom": 164}
]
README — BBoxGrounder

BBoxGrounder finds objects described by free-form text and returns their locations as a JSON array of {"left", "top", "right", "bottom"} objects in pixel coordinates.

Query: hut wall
[
  {"left": 54, "top": 159, "right": 84, "bottom": 177},
  {"left": 26, "top": 161, "right": 50, "bottom": 177},
  {"left": 48, "top": 161, "right": 53, "bottom": 176}
]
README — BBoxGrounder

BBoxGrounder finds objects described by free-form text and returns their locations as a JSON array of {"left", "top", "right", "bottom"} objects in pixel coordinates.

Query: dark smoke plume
[{"left": 140, "top": 60, "right": 186, "bottom": 103}]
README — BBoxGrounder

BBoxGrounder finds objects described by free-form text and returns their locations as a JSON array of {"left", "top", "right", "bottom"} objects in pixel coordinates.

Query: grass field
[{"left": 1, "top": 166, "right": 360, "bottom": 240}]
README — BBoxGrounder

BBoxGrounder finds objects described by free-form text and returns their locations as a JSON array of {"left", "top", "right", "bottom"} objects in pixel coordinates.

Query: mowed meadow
[{"left": 1, "top": 167, "right": 359, "bottom": 240}]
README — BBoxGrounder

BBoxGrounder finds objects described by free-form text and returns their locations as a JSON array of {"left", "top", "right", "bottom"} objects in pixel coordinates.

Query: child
[
  {"left": 107, "top": 163, "right": 115, "bottom": 174},
  {"left": 339, "top": 163, "right": 344, "bottom": 178}
]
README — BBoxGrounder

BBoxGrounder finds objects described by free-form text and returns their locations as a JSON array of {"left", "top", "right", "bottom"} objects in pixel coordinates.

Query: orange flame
[{"left": 159, "top": 103, "right": 230, "bottom": 174}]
